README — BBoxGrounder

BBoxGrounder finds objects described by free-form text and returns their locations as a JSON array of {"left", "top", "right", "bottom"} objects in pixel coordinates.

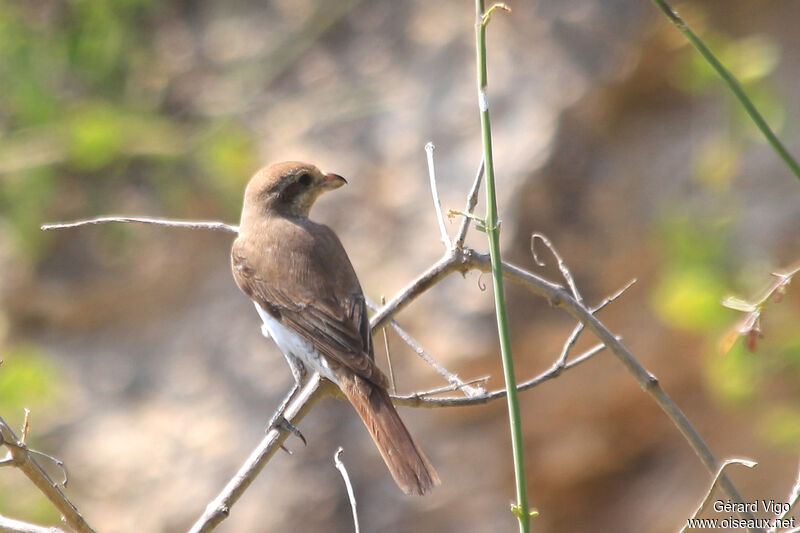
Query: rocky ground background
[{"left": 1, "top": 1, "right": 799, "bottom": 532}]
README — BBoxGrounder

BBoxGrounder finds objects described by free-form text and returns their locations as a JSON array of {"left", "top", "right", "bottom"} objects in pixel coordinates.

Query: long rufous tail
[{"left": 339, "top": 374, "right": 440, "bottom": 495}]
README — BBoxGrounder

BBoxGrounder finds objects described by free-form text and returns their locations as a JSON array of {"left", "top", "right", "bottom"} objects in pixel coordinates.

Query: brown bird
[{"left": 231, "top": 161, "right": 439, "bottom": 495}]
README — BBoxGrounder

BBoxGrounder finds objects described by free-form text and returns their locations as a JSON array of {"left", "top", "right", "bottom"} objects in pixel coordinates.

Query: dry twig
[
  {"left": 333, "top": 448, "right": 360, "bottom": 533},
  {"left": 425, "top": 142, "right": 451, "bottom": 250},
  {"left": 679, "top": 458, "right": 757, "bottom": 533},
  {"left": 39, "top": 214, "right": 754, "bottom": 522},
  {"left": 0, "top": 514, "right": 66, "bottom": 533},
  {"left": 0, "top": 417, "right": 95, "bottom": 533},
  {"left": 365, "top": 296, "right": 484, "bottom": 398}
]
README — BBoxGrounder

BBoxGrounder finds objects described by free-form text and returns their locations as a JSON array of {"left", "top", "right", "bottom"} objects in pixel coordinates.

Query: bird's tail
[{"left": 338, "top": 374, "right": 440, "bottom": 495}]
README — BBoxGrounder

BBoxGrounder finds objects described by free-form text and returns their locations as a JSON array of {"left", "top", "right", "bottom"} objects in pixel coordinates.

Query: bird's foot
[
  {"left": 268, "top": 414, "right": 307, "bottom": 454},
  {"left": 267, "top": 414, "right": 307, "bottom": 446},
  {"left": 266, "top": 382, "right": 306, "bottom": 453}
]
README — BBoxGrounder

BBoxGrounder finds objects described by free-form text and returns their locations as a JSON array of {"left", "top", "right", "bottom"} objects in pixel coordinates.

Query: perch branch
[
  {"left": 41, "top": 216, "right": 754, "bottom": 525},
  {"left": 188, "top": 375, "right": 332, "bottom": 533}
]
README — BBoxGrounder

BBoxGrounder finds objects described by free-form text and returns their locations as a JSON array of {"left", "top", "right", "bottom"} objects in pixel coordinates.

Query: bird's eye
[{"left": 297, "top": 172, "right": 311, "bottom": 186}]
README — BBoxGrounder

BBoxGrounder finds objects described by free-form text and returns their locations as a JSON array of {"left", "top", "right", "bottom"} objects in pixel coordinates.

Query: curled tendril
[{"left": 530, "top": 233, "right": 548, "bottom": 267}]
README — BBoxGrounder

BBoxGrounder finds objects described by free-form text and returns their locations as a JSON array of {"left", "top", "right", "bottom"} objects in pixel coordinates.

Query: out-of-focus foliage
[
  {"left": 0, "top": 343, "right": 61, "bottom": 415},
  {"left": 652, "top": 192, "right": 800, "bottom": 446},
  {"left": 651, "top": 18, "right": 800, "bottom": 447},
  {"left": 0, "top": 342, "right": 63, "bottom": 524},
  {"left": 651, "top": 215, "right": 730, "bottom": 331},
  {"left": 0, "top": 5, "right": 258, "bottom": 521},
  {"left": 670, "top": 26, "right": 785, "bottom": 191},
  {"left": 0, "top": 0, "right": 257, "bottom": 262}
]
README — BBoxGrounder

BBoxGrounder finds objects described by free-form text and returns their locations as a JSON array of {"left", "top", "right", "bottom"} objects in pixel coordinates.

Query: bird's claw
[{"left": 267, "top": 414, "right": 307, "bottom": 449}]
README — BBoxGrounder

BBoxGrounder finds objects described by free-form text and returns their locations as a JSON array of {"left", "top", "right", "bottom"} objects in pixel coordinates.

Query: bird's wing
[{"left": 232, "top": 226, "right": 388, "bottom": 389}]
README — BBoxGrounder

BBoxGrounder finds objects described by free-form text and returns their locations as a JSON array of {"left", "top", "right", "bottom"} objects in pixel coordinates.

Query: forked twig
[
  {"left": 365, "top": 296, "right": 484, "bottom": 397},
  {"left": 0, "top": 416, "right": 95, "bottom": 533}
]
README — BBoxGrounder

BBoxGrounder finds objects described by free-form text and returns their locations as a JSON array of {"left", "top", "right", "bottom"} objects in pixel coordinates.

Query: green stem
[
  {"left": 475, "top": 2, "right": 531, "bottom": 532},
  {"left": 651, "top": 0, "right": 800, "bottom": 183}
]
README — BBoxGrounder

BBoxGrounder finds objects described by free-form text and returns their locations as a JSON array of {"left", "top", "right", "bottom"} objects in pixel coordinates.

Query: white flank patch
[{"left": 254, "top": 301, "right": 338, "bottom": 384}]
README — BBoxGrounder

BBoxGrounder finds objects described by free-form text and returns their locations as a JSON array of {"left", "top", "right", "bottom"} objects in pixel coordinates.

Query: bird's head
[{"left": 242, "top": 161, "right": 347, "bottom": 219}]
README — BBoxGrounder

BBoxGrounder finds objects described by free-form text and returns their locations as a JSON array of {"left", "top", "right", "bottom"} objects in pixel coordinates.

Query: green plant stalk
[
  {"left": 651, "top": 0, "right": 800, "bottom": 183},
  {"left": 475, "top": 2, "right": 531, "bottom": 532}
]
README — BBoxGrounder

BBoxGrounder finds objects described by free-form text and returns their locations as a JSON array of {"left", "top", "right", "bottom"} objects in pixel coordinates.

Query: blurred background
[{"left": 1, "top": 0, "right": 799, "bottom": 531}]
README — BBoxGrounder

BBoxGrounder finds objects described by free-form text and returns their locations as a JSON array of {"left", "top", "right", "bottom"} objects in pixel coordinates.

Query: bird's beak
[{"left": 321, "top": 173, "right": 347, "bottom": 190}]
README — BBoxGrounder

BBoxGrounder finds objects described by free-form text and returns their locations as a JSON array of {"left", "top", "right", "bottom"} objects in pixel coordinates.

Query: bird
[{"left": 231, "top": 161, "right": 440, "bottom": 495}]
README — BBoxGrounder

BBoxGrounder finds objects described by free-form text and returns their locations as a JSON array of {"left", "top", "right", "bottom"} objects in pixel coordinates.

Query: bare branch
[
  {"left": 393, "top": 340, "right": 606, "bottom": 407},
  {"left": 379, "top": 296, "right": 397, "bottom": 394},
  {"left": 188, "top": 375, "right": 333, "bottom": 533},
  {"left": 532, "top": 233, "right": 589, "bottom": 369},
  {"left": 21, "top": 410, "right": 30, "bottom": 445},
  {"left": 466, "top": 251, "right": 756, "bottom": 520},
  {"left": 0, "top": 417, "right": 95, "bottom": 533},
  {"left": 365, "top": 295, "right": 485, "bottom": 398},
  {"left": 454, "top": 159, "right": 485, "bottom": 249},
  {"left": 333, "top": 448, "right": 360, "bottom": 533},
  {"left": 531, "top": 233, "right": 583, "bottom": 304},
  {"left": 425, "top": 142, "right": 452, "bottom": 249},
  {"left": 41, "top": 216, "right": 239, "bottom": 234},
  {"left": 556, "top": 278, "right": 637, "bottom": 368},
  {"left": 680, "top": 458, "right": 757, "bottom": 533},
  {"left": 0, "top": 514, "right": 65, "bottom": 533},
  {"left": 397, "top": 375, "right": 490, "bottom": 399},
  {"left": 38, "top": 213, "right": 754, "bottom": 525},
  {"left": 369, "top": 249, "right": 467, "bottom": 332}
]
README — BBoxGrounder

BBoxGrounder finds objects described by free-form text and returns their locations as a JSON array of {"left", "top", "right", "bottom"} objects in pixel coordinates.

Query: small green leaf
[{"left": 510, "top": 503, "right": 539, "bottom": 519}]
